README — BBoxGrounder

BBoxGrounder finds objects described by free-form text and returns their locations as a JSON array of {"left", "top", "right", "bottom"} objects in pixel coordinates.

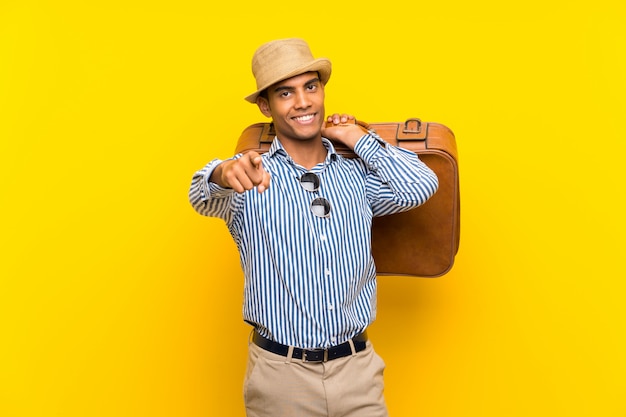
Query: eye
[{"left": 306, "top": 83, "right": 318, "bottom": 91}]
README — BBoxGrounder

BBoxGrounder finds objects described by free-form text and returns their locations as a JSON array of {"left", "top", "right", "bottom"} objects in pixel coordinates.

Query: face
[{"left": 256, "top": 71, "right": 325, "bottom": 145}]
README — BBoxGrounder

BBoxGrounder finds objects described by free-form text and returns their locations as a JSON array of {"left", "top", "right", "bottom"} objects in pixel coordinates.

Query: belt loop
[
  {"left": 348, "top": 338, "right": 356, "bottom": 356},
  {"left": 285, "top": 345, "right": 294, "bottom": 364}
]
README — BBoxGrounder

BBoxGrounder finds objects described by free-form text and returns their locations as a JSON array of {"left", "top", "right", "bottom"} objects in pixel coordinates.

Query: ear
[{"left": 256, "top": 96, "right": 272, "bottom": 118}]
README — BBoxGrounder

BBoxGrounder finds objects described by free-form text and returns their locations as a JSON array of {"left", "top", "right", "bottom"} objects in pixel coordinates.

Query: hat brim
[{"left": 244, "top": 58, "right": 331, "bottom": 103}]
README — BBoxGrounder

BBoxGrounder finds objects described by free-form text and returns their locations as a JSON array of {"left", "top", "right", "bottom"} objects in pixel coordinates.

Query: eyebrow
[{"left": 272, "top": 76, "right": 321, "bottom": 94}]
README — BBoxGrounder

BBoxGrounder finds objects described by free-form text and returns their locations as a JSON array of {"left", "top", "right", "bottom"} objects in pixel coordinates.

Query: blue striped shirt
[{"left": 189, "top": 132, "right": 438, "bottom": 349}]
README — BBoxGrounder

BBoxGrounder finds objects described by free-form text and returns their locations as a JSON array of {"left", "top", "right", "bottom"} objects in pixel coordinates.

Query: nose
[{"left": 294, "top": 89, "right": 311, "bottom": 109}]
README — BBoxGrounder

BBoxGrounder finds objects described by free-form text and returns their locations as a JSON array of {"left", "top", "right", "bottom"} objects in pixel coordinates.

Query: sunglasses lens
[
  {"left": 300, "top": 172, "right": 320, "bottom": 192},
  {"left": 299, "top": 173, "right": 330, "bottom": 217},
  {"left": 311, "top": 197, "right": 331, "bottom": 218}
]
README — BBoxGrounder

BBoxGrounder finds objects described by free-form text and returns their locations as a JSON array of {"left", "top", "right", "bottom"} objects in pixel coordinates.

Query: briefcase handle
[
  {"left": 329, "top": 117, "right": 426, "bottom": 141},
  {"left": 402, "top": 118, "right": 422, "bottom": 134}
]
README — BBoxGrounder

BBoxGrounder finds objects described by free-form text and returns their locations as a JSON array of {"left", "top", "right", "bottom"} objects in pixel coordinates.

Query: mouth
[{"left": 292, "top": 113, "right": 316, "bottom": 124}]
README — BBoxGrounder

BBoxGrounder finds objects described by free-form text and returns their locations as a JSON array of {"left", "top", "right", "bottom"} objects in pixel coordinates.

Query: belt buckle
[{"left": 302, "top": 348, "right": 328, "bottom": 363}]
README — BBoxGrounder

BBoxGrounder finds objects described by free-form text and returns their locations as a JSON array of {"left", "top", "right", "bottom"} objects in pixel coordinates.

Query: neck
[{"left": 279, "top": 137, "right": 327, "bottom": 170}]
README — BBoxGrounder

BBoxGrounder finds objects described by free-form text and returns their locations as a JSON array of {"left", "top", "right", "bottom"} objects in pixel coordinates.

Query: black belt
[{"left": 252, "top": 331, "right": 368, "bottom": 362}]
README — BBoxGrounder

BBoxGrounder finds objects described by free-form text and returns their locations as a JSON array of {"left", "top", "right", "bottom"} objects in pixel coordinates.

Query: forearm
[{"left": 356, "top": 133, "right": 439, "bottom": 214}]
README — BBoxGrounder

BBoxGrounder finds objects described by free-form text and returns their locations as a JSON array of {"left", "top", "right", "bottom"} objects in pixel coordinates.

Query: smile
[{"left": 293, "top": 114, "right": 316, "bottom": 123}]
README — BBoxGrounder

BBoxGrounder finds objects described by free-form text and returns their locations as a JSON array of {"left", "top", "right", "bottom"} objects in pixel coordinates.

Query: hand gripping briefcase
[{"left": 234, "top": 118, "right": 460, "bottom": 278}]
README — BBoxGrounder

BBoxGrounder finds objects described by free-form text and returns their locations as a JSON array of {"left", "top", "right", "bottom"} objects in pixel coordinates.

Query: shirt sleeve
[
  {"left": 353, "top": 131, "right": 439, "bottom": 217},
  {"left": 188, "top": 158, "right": 239, "bottom": 222}
]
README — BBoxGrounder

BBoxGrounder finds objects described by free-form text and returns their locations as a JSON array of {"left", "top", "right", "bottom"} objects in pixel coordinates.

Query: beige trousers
[{"left": 243, "top": 340, "right": 389, "bottom": 417}]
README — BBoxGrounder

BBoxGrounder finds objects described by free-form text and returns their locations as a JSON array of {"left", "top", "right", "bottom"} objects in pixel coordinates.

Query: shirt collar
[{"left": 267, "top": 137, "right": 340, "bottom": 165}]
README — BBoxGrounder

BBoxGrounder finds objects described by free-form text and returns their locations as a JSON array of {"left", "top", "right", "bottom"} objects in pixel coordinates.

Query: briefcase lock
[{"left": 402, "top": 118, "right": 422, "bottom": 134}]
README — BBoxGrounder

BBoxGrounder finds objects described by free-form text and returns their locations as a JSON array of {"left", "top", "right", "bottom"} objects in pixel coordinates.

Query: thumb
[{"left": 248, "top": 152, "right": 265, "bottom": 170}]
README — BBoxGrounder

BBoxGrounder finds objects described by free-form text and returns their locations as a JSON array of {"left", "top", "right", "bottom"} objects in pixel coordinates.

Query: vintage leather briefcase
[{"left": 234, "top": 118, "right": 460, "bottom": 277}]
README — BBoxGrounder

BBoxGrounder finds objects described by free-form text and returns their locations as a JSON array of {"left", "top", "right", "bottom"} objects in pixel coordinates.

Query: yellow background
[{"left": 2, "top": 0, "right": 625, "bottom": 416}]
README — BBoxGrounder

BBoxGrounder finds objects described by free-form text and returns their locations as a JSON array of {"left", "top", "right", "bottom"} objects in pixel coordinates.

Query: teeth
[{"left": 294, "top": 114, "right": 314, "bottom": 122}]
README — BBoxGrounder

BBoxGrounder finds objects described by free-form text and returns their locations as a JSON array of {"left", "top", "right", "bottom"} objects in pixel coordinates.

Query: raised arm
[{"left": 323, "top": 114, "right": 439, "bottom": 216}]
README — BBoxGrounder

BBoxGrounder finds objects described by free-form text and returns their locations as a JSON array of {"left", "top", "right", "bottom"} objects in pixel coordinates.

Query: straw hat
[{"left": 245, "top": 38, "right": 332, "bottom": 103}]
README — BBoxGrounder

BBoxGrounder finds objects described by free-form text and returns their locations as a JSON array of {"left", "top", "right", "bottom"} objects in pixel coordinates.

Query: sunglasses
[{"left": 299, "top": 172, "right": 331, "bottom": 218}]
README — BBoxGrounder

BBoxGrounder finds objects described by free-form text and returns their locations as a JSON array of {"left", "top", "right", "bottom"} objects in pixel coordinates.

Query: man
[{"left": 188, "top": 38, "right": 438, "bottom": 417}]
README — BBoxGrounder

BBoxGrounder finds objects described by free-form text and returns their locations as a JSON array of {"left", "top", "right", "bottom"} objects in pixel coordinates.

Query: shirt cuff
[{"left": 197, "top": 158, "right": 233, "bottom": 200}]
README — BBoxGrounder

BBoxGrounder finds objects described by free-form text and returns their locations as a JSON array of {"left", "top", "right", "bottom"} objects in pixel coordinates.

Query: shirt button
[
  {"left": 330, "top": 337, "right": 337, "bottom": 344},
  {"left": 328, "top": 304, "right": 334, "bottom": 310},
  {"left": 320, "top": 234, "right": 327, "bottom": 241},
  {"left": 325, "top": 268, "right": 331, "bottom": 276}
]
